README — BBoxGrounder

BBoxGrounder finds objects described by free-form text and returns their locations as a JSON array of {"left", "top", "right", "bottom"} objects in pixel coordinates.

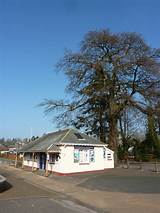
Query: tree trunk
[
  {"left": 99, "top": 110, "right": 106, "bottom": 143},
  {"left": 158, "top": 116, "right": 160, "bottom": 135},
  {"left": 99, "top": 125, "right": 106, "bottom": 143},
  {"left": 108, "top": 117, "right": 118, "bottom": 166}
]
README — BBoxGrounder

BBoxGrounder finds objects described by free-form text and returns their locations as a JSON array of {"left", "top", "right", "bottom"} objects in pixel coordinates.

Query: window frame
[
  {"left": 73, "top": 146, "right": 95, "bottom": 164},
  {"left": 49, "top": 154, "right": 59, "bottom": 164},
  {"left": 107, "top": 153, "right": 112, "bottom": 160}
]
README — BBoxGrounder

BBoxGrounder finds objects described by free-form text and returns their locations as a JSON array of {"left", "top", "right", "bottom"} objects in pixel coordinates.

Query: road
[
  {"left": 0, "top": 166, "right": 99, "bottom": 213},
  {"left": 1, "top": 160, "right": 160, "bottom": 213},
  {"left": 78, "top": 169, "right": 160, "bottom": 193}
]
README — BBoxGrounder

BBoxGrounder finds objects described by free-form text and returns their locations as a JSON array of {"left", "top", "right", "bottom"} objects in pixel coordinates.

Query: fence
[
  {"left": 0, "top": 157, "right": 22, "bottom": 168},
  {"left": 120, "top": 160, "right": 160, "bottom": 173}
]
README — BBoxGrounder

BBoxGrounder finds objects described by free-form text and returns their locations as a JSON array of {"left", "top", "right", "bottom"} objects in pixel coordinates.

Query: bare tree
[
  {"left": 119, "top": 107, "right": 146, "bottom": 143},
  {"left": 40, "top": 30, "right": 160, "bottom": 163}
]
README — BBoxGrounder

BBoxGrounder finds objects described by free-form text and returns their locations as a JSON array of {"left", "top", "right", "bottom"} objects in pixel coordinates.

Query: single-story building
[
  {"left": 20, "top": 128, "right": 114, "bottom": 175},
  {"left": 0, "top": 145, "right": 9, "bottom": 154},
  {"left": 8, "top": 146, "right": 16, "bottom": 154}
]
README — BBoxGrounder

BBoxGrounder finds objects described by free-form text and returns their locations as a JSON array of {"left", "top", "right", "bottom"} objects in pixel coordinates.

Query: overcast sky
[{"left": 0, "top": 0, "right": 160, "bottom": 138}]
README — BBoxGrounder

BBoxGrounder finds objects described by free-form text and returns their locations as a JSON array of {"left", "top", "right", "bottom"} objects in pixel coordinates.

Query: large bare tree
[{"left": 40, "top": 30, "right": 160, "bottom": 162}]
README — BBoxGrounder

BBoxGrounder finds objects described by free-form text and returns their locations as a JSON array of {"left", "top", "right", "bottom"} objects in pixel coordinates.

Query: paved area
[
  {"left": 0, "top": 166, "right": 99, "bottom": 213},
  {"left": 52, "top": 168, "right": 160, "bottom": 194},
  {"left": 1, "top": 163, "right": 160, "bottom": 213},
  {"left": 49, "top": 168, "right": 160, "bottom": 194},
  {"left": 79, "top": 174, "right": 160, "bottom": 193}
]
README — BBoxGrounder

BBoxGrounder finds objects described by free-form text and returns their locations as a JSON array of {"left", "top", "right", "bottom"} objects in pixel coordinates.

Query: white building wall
[
  {"left": 47, "top": 147, "right": 64, "bottom": 173},
  {"left": 23, "top": 153, "right": 40, "bottom": 169},
  {"left": 104, "top": 148, "right": 114, "bottom": 169},
  {"left": 23, "top": 145, "right": 114, "bottom": 174},
  {"left": 23, "top": 159, "right": 39, "bottom": 168},
  {"left": 59, "top": 145, "right": 105, "bottom": 174}
]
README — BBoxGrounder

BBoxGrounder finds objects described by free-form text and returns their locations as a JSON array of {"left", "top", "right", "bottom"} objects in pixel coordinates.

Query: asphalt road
[
  {"left": 1, "top": 160, "right": 160, "bottom": 213},
  {"left": 79, "top": 172, "right": 160, "bottom": 194},
  {"left": 50, "top": 167, "right": 160, "bottom": 194},
  {"left": 0, "top": 167, "right": 98, "bottom": 213}
]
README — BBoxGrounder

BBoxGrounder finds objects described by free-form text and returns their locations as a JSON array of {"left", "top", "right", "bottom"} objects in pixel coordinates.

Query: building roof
[
  {"left": 20, "top": 128, "right": 106, "bottom": 153},
  {"left": 0, "top": 145, "right": 9, "bottom": 151}
]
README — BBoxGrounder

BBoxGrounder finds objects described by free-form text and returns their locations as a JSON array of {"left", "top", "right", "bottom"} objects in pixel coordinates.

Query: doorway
[{"left": 39, "top": 153, "right": 46, "bottom": 170}]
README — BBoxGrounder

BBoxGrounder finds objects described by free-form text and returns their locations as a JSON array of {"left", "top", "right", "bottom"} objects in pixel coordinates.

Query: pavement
[
  {"left": 0, "top": 165, "right": 100, "bottom": 213},
  {"left": 1, "top": 163, "right": 160, "bottom": 213}
]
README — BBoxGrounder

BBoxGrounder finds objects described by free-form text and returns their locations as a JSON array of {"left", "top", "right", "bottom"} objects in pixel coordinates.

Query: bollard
[
  {"left": 139, "top": 160, "right": 143, "bottom": 171},
  {"left": 126, "top": 159, "right": 130, "bottom": 169},
  {"left": 154, "top": 159, "right": 158, "bottom": 173}
]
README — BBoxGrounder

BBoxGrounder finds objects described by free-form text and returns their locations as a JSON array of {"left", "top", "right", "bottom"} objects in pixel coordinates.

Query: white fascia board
[
  {"left": 60, "top": 142, "right": 107, "bottom": 147},
  {"left": 104, "top": 146, "right": 114, "bottom": 153},
  {"left": 58, "top": 142, "right": 114, "bottom": 153}
]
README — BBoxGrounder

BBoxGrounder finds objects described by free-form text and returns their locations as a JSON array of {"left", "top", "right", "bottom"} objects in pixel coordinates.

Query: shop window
[
  {"left": 89, "top": 148, "right": 95, "bottom": 162},
  {"left": 49, "top": 154, "right": 59, "bottom": 164},
  {"left": 26, "top": 153, "right": 33, "bottom": 161},
  {"left": 74, "top": 148, "right": 80, "bottom": 163},
  {"left": 29, "top": 153, "right": 32, "bottom": 160},
  {"left": 79, "top": 148, "right": 89, "bottom": 164},
  {"left": 74, "top": 147, "right": 95, "bottom": 163}
]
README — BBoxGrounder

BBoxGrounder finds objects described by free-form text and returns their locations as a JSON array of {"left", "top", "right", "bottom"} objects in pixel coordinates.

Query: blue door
[{"left": 39, "top": 153, "right": 46, "bottom": 170}]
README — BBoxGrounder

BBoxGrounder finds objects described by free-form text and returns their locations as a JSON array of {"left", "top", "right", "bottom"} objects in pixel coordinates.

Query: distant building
[
  {"left": 8, "top": 146, "right": 16, "bottom": 154},
  {"left": 0, "top": 145, "right": 9, "bottom": 154},
  {"left": 20, "top": 128, "right": 114, "bottom": 175}
]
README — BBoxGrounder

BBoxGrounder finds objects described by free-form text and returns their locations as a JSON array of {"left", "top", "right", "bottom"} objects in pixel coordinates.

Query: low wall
[{"left": 120, "top": 161, "right": 160, "bottom": 172}]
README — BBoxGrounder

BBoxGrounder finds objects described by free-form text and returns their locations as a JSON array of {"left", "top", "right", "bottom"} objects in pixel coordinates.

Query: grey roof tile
[
  {"left": 20, "top": 128, "right": 105, "bottom": 153},
  {"left": 61, "top": 129, "right": 105, "bottom": 145}
]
